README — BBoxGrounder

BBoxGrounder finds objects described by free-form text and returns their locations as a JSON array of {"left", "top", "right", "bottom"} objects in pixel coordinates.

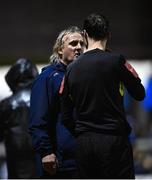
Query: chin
[
  {"left": 73, "top": 56, "right": 78, "bottom": 60},
  {"left": 67, "top": 60, "right": 73, "bottom": 65}
]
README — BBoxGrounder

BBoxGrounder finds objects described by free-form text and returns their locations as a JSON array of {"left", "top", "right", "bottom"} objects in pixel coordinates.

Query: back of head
[
  {"left": 50, "top": 26, "right": 83, "bottom": 64},
  {"left": 5, "top": 58, "right": 39, "bottom": 92},
  {"left": 83, "top": 13, "right": 110, "bottom": 41}
]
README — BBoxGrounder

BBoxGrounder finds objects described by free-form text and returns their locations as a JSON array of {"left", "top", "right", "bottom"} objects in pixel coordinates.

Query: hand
[{"left": 42, "top": 153, "right": 58, "bottom": 175}]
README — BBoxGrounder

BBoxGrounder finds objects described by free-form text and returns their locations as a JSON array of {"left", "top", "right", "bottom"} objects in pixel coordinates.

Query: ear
[
  {"left": 83, "top": 29, "right": 88, "bottom": 37},
  {"left": 58, "top": 48, "right": 63, "bottom": 56},
  {"left": 83, "top": 29, "right": 88, "bottom": 48}
]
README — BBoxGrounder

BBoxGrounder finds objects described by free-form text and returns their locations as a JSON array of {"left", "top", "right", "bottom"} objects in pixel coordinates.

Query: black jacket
[
  {"left": 62, "top": 49, "right": 145, "bottom": 136},
  {"left": 0, "top": 58, "right": 38, "bottom": 179}
]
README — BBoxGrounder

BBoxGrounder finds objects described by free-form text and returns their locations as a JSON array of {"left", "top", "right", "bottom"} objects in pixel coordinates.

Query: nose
[{"left": 76, "top": 42, "right": 82, "bottom": 50}]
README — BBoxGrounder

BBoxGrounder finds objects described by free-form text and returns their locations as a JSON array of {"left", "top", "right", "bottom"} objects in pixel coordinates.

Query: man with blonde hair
[{"left": 29, "top": 26, "right": 85, "bottom": 178}]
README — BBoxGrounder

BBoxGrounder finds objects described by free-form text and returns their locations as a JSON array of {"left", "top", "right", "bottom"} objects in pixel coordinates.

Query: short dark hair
[{"left": 83, "top": 13, "right": 110, "bottom": 41}]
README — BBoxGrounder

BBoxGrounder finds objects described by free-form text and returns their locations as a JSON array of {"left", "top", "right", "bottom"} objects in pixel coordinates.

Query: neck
[
  {"left": 85, "top": 38, "right": 107, "bottom": 52},
  {"left": 60, "top": 59, "right": 68, "bottom": 66}
]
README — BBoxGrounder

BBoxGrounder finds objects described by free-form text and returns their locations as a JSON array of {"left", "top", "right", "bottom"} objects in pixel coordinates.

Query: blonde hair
[{"left": 49, "top": 26, "right": 83, "bottom": 64}]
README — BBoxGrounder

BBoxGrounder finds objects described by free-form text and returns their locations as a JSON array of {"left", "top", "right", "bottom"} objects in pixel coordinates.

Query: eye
[
  {"left": 80, "top": 41, "right": 85, "bottom": 47},
  {"left": 70, "top": 41, "right": 79, "bottom": 47},
  {"left": 69, "top": 40, "right": 85, "bottom": 47}
]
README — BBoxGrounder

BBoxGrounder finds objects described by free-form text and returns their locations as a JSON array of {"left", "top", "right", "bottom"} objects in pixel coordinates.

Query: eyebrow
[{"left": 69, "top": 40, "right": 84, "bottom": 45}]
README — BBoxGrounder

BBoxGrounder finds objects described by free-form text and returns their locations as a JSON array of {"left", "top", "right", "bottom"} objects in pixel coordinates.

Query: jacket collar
[
  {"left": 55, "top": 61, "right": 67, "bottom": 72},
  {"left": 42, "top": 61, "right": 67, "bottom": 72}
]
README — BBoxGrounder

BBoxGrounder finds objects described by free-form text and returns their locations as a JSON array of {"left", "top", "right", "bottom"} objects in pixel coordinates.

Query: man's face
[{"left": 59, "top": 32, "right": 85, "bottom": 65}]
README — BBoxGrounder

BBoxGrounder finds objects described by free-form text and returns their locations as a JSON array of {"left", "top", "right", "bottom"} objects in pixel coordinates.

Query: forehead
[{"left": 63, "top": 32, "right": 83, "bottom": 43}]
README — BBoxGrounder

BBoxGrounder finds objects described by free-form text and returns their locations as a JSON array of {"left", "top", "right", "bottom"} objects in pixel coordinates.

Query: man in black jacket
[
  {"left": 61, "top": 13, "right": 145, "bottom": 179},
  {"left": 0, "top": 58, "right": 38, "bottom": 179}
]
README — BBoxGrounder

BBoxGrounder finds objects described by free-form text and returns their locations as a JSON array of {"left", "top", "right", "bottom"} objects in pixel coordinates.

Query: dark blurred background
[
  {"left": 0, "top": 0, "right": 152, "bottom": 65},
  {"left": 1, "top": 1, "right": 152, "bottom": 178}
]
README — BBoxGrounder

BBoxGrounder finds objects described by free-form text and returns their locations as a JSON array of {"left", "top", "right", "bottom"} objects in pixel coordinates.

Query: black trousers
[{"left": 76, "top": 132, "right": 135, "bottom": 179}]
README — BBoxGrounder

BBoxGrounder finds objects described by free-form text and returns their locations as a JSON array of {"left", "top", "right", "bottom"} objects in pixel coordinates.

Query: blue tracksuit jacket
[{"left": 29, "top": 62, "right": 76, "bottom": 175}]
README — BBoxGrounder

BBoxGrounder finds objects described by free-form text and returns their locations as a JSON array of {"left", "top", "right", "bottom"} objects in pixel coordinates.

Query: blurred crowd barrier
[{"left": 0, "top": 61, "right": 151, "bottom": 100}]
